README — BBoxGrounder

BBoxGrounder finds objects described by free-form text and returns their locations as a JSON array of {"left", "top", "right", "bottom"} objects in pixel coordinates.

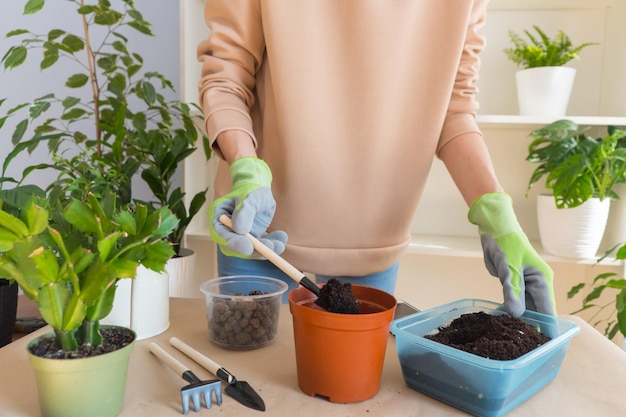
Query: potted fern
[
  {"left": 504, "top": 25, "right": 598, "bottom": 116},
  {"left": 0, "top": 184, "right": 178, "bottom": 417},
  {"left": 526, "top": 119, "right": 626, "bottom": 258},
  {"left": 1, "top": 0, "right": 210, "bottom": 335}
]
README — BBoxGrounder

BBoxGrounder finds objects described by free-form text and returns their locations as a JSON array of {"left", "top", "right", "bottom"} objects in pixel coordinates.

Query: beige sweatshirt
[{"left": 198, "top": 0, "right": 488, "bottom": 276}]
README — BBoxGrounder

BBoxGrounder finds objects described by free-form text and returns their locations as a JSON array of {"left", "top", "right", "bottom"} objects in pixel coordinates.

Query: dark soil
[
  {"left": 28, "top": 327, "right": 135, "bottom": 359},
  {"left": 315, "top": 278, "right": 360, "bottom": 314},
  {"left": 425, "top": 312, "right": 551, "bottom": 360}
]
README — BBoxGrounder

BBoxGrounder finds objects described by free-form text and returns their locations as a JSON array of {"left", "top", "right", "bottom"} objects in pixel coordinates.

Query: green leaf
[
  {"left": 114, "top": 209, "right": 137, "bottom": 235},
  {"left": 24, "top": 203, "right": 48, "bottom": 235},
  {"left": 61, "top": 107, "right": 88, "bottom": 121},
  {"left": 60, "top": 294, "right": 87, "bottom": 332},
  {"left": 40, "top": 48, "right": 59, "bottom": 69},
  {"left": 11, "top": 119, "right": 28, "bottom": 144},
  {"left": 140, "top": 240, "right": 175, "bottom": 272},
  {"left": 62, "top": 96, "right": 81, "bottom": 109},
  {"left": 29, "top": 100, "right": 51, "bottom": 119},
  {"left": 0, "top": 209, "right": 29, "bottom": 237},
  {"left": 65, "top": 73, "right": 89, "bottom": 88},
  {"left": 63, "top": 199, "right": 101, "bottom": 234},
  {"left": 38, "top": 282, "right": 70, "bottom": 331},
  {"left": 3, "top": 46, "right": 27, "bottom": 69},
  {"left": 0, "top": 229, "right": 19, "bottom": 252},
  {"left": 141, "top": 81, "right": 157, "bottom": 104},
  {"left": 97, "top": 231, "right": 123, "bottom": 261},
  {"left": 24, "top": 0, "right": 45, "bottom": 15},
  {"left": 86, "top": 284, "right": 117, "bottom": 323},
  {"left": 5, "top": 29, "right": 29, "bottom": 38},
  {"left": 61, "top": 34, "right": 85, "bottom": 52},
  {"left": 48, "top": 29, "right": 65, "bottom": 41}
]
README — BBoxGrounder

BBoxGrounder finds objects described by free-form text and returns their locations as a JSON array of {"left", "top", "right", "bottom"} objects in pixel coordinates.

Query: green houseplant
[
  {"left": 526, "top": 119, "right": 626, "bottom": 209},
  {"left": 0, "top": 0, "right": 211, "bottom": 255},
  {"left": 526, "top": 119, "right": 626, "bottom": 258},
  {"left": 503, "top": 25, "right": 598, "bottom": 117},
  {"left": 0, "top": 1, "right": 200, "bottom": 414},
  {"left": 0, "top": 184, "right": 177, "bottom": 417},
  {"left": 504, "top": 25, "right": 597, "bottom": 69},
  {"left": 1, "top": 0, "right": 211, "bottom": 323},
  {"left": 567, "top": 242, "right": 626, "bottom": 343}
]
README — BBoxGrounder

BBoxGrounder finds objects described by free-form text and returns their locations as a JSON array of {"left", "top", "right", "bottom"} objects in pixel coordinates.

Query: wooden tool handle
[
  {"left": 218, "top": 215, "right": 321, "bottom": 296},
  {"left": 148, "top": 342, "right": 187, "bottom": 376},
  {"left": 218, "top": 215, "right": 303, "bottom": 283},
  {"left": 170, "top": 337, "right": 220, "bottom": 376}
]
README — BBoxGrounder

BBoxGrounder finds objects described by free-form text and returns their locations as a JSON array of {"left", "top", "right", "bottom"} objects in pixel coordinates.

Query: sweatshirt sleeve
[
  {"left": 436, "top": 0, "right": 488, "bottom": 154},
  {"left": 197, "top": 1, "right": 264, "bottom": 159}
]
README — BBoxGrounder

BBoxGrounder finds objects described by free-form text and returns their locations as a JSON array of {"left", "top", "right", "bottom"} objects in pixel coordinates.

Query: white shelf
[
  {"left": 407, "top": 235, "right": 622, "bottom": 266},
  {"left": 476, "top": 114, "right": 626, "bottom": 129}
]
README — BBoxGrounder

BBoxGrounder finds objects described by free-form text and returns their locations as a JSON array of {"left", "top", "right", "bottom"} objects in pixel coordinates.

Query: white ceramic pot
[
  {"left": 537, "top": 194, "right": 610, "bottom": 259},
  {"left": 167, "top": 248, "right": 199, "bottom": 298},
  {"left": 101, "top": 266, "right": 170, "bottom": 340},
  {"left": 516, "top": 67, "right": 576, "bottom": 117}
]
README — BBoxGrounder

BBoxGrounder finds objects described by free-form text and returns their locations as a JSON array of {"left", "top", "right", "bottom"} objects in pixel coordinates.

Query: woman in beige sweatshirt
[{"left": 198, "top": 0, "right": 556, "bottom": 317}]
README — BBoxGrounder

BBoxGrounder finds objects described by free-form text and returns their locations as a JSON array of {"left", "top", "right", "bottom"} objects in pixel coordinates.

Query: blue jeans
[{"left": 217, "top": 250, "right": 399, "bottom": 303}]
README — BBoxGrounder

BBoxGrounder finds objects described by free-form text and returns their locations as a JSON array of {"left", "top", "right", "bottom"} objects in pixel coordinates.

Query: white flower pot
[
  {"left": 516, "top": 67, "right": 576, "bottom": 117},
  {"left": 101, "top": 266, "right": 170, "bottom": 340},
  {"left": 167, "top": 248, "right": 199, "bottom": 298},
  {"left": 537, "top": 194, "right": 610, "bottom": 259}
]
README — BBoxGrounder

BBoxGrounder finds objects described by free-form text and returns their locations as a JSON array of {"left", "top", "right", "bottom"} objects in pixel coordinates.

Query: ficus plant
[
  {"left": 0, "top": 0, "right": 211, "bottom": 255},
  {"left": 0, "top": 187, "right": 178, "bottom": 351},
  {"left": 504, "top": 25, "right": 597, "bottom": 69},
  {"left": 525, "top": 119, "right": 626, "bottom": 209}
]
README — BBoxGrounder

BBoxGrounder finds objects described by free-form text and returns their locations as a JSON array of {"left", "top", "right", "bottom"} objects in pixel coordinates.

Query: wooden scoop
[{"left": 218, "top": 215, "right": 359, "bottom": 314}]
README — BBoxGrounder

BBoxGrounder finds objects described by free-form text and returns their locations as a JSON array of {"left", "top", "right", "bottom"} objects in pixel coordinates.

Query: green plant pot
[
  {"left": 27, "top": 326, "right": 135, "bottom": 417},
  {"left": 0, "top": 279, "right": 18, "bottom": 347}
]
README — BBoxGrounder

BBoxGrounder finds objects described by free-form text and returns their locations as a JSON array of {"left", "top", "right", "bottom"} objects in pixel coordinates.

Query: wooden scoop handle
[{"left": 218, "top": 215, "right": 320, "bottom": 296}]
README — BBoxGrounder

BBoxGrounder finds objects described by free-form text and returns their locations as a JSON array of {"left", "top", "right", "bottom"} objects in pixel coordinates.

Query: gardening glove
[
  {"left": 208, "top": 157, "right": 287, "bottom": 258},
  {"left": 468, "top": 192, "right": 557, "bottom": 317}
]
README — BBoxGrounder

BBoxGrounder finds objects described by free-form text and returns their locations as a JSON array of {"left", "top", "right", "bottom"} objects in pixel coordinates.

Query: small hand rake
[{"left": 149, "top": 342, "right": 223, "bottom": 414}]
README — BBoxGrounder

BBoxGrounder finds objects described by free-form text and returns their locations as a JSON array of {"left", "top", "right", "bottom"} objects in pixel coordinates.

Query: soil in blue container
[{"left": 426, "top": 312, "right": 550, "bottom": 360}]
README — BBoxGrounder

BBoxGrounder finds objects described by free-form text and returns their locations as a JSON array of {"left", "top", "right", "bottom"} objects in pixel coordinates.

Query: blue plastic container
[{"left": 391, "top": 299, "right": 580, "bottom": 417}]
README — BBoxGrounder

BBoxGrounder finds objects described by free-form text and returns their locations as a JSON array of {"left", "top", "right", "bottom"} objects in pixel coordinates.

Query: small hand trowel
[{"left": 170, "top": 337, "right": 266, "bottom": 412}]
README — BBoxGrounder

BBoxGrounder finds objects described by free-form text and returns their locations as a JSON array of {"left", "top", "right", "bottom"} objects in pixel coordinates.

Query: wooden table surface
[{"left": 2, "top": 297, "right": 626, "bottom": 417}]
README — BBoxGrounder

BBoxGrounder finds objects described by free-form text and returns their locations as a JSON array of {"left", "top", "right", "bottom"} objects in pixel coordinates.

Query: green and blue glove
[
  {"left": 468, "top": 192, "right": 557, "bottom": 317},
  {"left": 208, "top": 157, "right": 287, "bottom": 258}
]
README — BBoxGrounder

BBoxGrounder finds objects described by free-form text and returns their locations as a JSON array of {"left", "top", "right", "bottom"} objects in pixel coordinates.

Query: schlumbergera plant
[
  {"left": 0, "top": 0, "right": 211, "bottom": 256},
  {"left": 0, "top": 189, "right": 178, "bottom": 351}
]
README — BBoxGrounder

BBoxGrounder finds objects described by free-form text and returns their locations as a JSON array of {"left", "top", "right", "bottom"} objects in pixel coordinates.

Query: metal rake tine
[
  {"left": 149, "top": 342, "right": 222, "bottom": 415},
  {"left": 181, "top": 380, "right": 222, "bottom": 414}
]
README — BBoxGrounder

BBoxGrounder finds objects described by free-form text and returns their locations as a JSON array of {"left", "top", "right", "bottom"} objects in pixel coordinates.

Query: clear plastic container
[
  {"left": 200, "top": 275, "right": 288, "bottom": 350},
  {"left": 390, "top": 299, "right": 580, "bottom": 417}
]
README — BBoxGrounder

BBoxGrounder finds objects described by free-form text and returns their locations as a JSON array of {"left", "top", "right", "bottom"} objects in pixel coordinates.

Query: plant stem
[
  {"left": 55, "top": 329, "right": 78, "bottom": 352},
  {"left": 81, "top": 320, "right": 102, "bottom": 347},
  {"left": 81, "top": 0, "right": 102, "bottom": 158}
]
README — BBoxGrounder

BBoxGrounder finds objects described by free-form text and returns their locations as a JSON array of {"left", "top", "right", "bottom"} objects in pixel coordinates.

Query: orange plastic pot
[{"left": 288, "top": 284, "right": 397, "bottom": 403}]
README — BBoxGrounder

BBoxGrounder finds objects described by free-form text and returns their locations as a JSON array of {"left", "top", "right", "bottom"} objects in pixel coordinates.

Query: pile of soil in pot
[
  {"left": 425, "top": 311, "right": 551, "bottom": 360},
  {"left": 315, "top": 278, "right": 360, "bottom": 314},
  {"left": 29, "top": 327, "right": 135, "bottom": 359}
]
